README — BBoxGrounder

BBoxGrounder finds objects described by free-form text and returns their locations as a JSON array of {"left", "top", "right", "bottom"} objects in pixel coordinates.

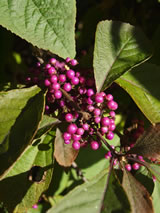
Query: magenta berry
[
  {"left": 101, "top": 117, "right": 110, "bottom": 127},
  {"left": 108, "top": 123, "right": 116, "bottom": 131},
  {"left": 45, "top": 63, "right": 51, "bottom": 69},
  {"left": 132, "top": 163, "right": 140, "bottom": 170},
  {"left": 90, "top": 141, "right": 99, "bottom": 150},
  {"left": 66, "top": 69, "right": 75, "bottom": 79},
  {"left": 70, "top": 59, "right": 78, "bottom": 66},
  {"left": 67, "top": 123, "right": 77, "bottom": 134},
  {"left": 86, "top": 97, "right": 93, "bottom": 105},
  {"left": 59, "top": 74, "right": 66, "bottom": 83},
  {"left": 50, "top": 58, "right": 56, "bottom": 64},
  {"left": 50, "top": 75, "right": 58, "bottom": 83},
  {"left": 94, "top": 116, "right": 101, "bottom": 124},
  {"left": 87, "top": 105, "right": 94, "bottom": 112},
  {"left": 72, "top": 141, "right": 81, "bottom": 150},
  {"left": 66, "top": 57, "right": 71, "bottom": 63},
  {"left": 76, "top": 128, "right": 84, "bottom": 135},
  {"left": 63, "top": 132, "right": 71, "bottom": 140},
  {"left": 107, "top": 100, "right": 118, "bottom": 110},
  {"left": 63, "top": 83, "right": 72, "bottom": 92},
  {"left": 79, "top": 76, "right": 86, "bottom": 84},
  {"left": 100, "top": 126, "right": 108, "bottom": 134},
  {"left": 93, "top": 108, "right": 101, "bottom": 116},
  {"left": 95, "top": 94, "right": 104, "bottom": 103},
  {"left": 64, "top": 140, "right": 71, "bottom": 144},
  {"left": 51, "top": 82, "right": 60, "bottom": 90},
  {"left": 87, "top": 89, "right": 94, "bottom": 97},
  {"left": 32, "top": 204, "right": 38, "bottom": 209},
  {"left": 106, "top": 131, "right": 114, "bottom": 140},
  {"left": 44, "top": 79, "right": 51, "bottom": 87},
  {"left": 48, "top": 67, "right": 56, "bottom": 75},
  {"left": 65, "top": 113, "right": 73, "bottom": 122},
  {"left": 72, "top": 134, "right": 81, "bottom": 141},
  {"left": 106, "top": 94, "right": 113, "bottom": 101},
  {"left": 109, "top": 111, "right": 116, "bottom": 118},
  {"left": 54, "top": 90, "right": 62, "bottom": 99},
  {"left": 71, "top": 77, "right": 79, "bottom": 85},
  {"left": 82, "top": 123, "right": 89, "bottom": 131},
  {"left": 125, "top": 164, "right": 132, "bottom": 171}
]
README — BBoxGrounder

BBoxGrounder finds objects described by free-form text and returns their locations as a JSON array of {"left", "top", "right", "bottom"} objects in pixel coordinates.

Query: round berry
[
  {"left": 79, "top": 76, "right": 86, "bottom": 84},
  {"left": 82, "top": 123, "right": 89, "bottom": 131},
  {"left": 94, "top": 116, "right": 101, "bottom": 124},
  {"left": 87, "top": 105, "right": 94, "bottom": 112},
  {"left": 106, "top": 131, "right": 114, "bottom": 140},
  {"left": 48, "top": 67, "right": 56, "bottom": 75},
  {"left": 71, "top": 77, "right": 79, "bottom": 85},
  {"left": 65, "top": 113, "right": 73, "bottom": 122},
  {"left": 50, "top": 58, "right": 56, "bottom": 64},
  {"left": 70, "top": 59, "right": 78, "bottom": 66},
  {"left": 76, "top": 128, "right": 84, "bottom": 135},
  {"left": 50, "top": 75, "right": 58, "bottom": 83},
  {"left": 132, "top": 163, "right": 140, "bottom": 170},
  {"left": 72, "top": 134, "right": 81, "bottom": 141},
  {"left": 51, "top": 82, "right": 60, "bottom": 90},
  {"left": 64, "top": 140, "right": 71, "bottom": 144},
  {"left": 100, "top": 126, "right": 108, "bottom": 134},
  {"left": 67, "top": 123, "right": 77, "bottom": 134},
  {"left": 66, "top": 57, "right": 71, "bottom": 63},
  {"left": 93, "top": 108, "right": 101, "bottom": 116},
  {"left": 106, "top": 94, "right": 113, "bottom": 101},
  {"left": 107, "top": 100, "right": 118, "bottom": 110},
  {"left": 101, "top": 117, "right": 110, "bottom": 127},
  {"left": 90, "top": 141, "right": 99, "bottom": 150},
  {"left": 109, "top": 111, "right": 116, "bottom": 118},
  {"left": 59, "top": 74, "right": 66, "bottom": 83},
  {"left": 95, "top": 94, "right": 104, "bottom": 103},
  {"left": 66, "top": 69, "right": 75, "bottom": 79},
  {"left": 125, "top": 164, "right": 132, "bottom": 171},
  {"left": 63, "top": 132, "right": 71, "bottom": 140},
  {"left": 108, "top": 123, "right": 116, "bottom": 131},
  {"left": 72, "top": 141, "right": 81, "bottom": 150},
  {"left": 87, "top": 89, "right": 94, "bottom": 97},
  {"left": 63, "top": 83, "right": 72, "bottom": 92},
  {"left": 45, "top": 63, "right": 51, "bottom": 69},
  {"left": 44, "top": 79, "right": 51, "bottom": 87},
  {"left": 54, "top": 90, "right": 62, "bottom": 99}
]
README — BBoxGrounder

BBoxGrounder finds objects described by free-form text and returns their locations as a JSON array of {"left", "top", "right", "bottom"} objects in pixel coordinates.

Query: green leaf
[
  {"left": 0, "top": 0, "right": 76, "bottom": 59},
  {"left": 36, "top": 115, "right": 60, "bottom": 138},
  {"left": 102, "top": 171, "right": 131, "bottom": 213},
  {"left": 152, "top": 180, "right": 160, "bottom": 213},
  {"left": 127, "top": 123, "right": 160, "bottom": 159},
  {"left": 116, "top": 63, "right": 160, "bottom": 124},
  {"left": 47, "top": 169, "right": 109, "bottom": 213},
  {"left": 93, "top": 20, "right": 152, "bottom": 92},
  {"left": 0, "top": 132, "right": 54, "bottom": 213},
  {"left": 54, "top": 127, "right": 79, "bottom": 167},
  {"left": 122, "top": 169, "right": 154, "bottom": 213},
  {"left": 145, "top": 162, "right": 160, "bottom": 183},
  {"left": 0, "top": 86, "right": 45, "bottom": 178}
]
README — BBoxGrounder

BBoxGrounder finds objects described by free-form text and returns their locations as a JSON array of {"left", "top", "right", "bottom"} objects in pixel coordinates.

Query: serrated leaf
[
  {"left": 102, "top": 171, "right": 131, "bottom": 213},
  {"left": 122, "top": 169, "right": 153, "bottom": 213},
  {"left": 0, "top": 0, "right": 76, "bottom": 59},
  {"left": 54, "top": 127, "right": 79, "bottom": 167},
  {"left": 128, "top": 123, "right": 160, "bottom": 159},
  {"left": 0, "top": 133, "right": 54, "bottom": 213},
  {"left": 116, "top": 63, "right": 160, "bottom": 124},
  {"left": 93, "top": 20, "right": 152, "bottom": 92},
  {"left": 47, "top": 169, "right": 109, "bottom": 213},
  {"left": 0, "top": 87, "right": 45, "bottom": 178}
]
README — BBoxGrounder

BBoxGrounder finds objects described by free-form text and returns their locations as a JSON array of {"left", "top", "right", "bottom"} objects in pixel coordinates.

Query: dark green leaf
[
  {"left": 122, "top": 169, "right": 153, "bottom": 213},
  {"left": 116, "top": 63, "right": 160, "bottom": 124},
  {"left": 152, "top": 180, "right": 160, "bottom": 213},
  {"left": 47, "top": 169, "right": 109, "bottom": 213},
  {"left": 0, "top": 0, "right": 76, "bottom": 59},
  {"left": 0, "top": 132, "right": 54, "bottom": 212},
  {"left": 54, "top": 128, "right": 79, "bottom": 167},
  {"left": 93, "top": 20, "right": 152, "bottom": 92},
  {"left": 0, "top": 87, "right": 45, "bottom": 177}
]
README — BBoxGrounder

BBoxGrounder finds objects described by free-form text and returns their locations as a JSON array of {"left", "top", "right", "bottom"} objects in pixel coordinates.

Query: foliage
[{"left": 0, "top": 0, "right": 160, "bottom": 212}]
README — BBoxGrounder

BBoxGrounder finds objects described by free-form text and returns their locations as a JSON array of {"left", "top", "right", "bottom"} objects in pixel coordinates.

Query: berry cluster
[{"left": 26, "top": 57, "right": 118, "bottom": 151}]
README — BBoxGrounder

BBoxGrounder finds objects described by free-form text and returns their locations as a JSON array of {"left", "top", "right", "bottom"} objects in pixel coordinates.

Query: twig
[{"left": 71, "top": 161, "right": 88, "bottom": 182}]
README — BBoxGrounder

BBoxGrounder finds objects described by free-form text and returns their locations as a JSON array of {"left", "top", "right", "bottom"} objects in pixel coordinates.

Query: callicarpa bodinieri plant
[{"left": 0, "top": 0, "right": 160, "bottom": 213}]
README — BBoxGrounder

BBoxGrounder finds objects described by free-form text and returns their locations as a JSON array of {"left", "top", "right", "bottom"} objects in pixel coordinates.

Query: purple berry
[
  {"left": 63, "top": 83, "right": 72, "bottom": 92},
  {"left": 64, "top": 140, "right": 71, "bottom": 144},
  {"left": 86, "top": 97, "right": 93, "bottom": 105},
  {"left": 51, "top": 82, "right": 60, "bottom": 90},
  {"left": 45, "top": 63, "right": 51, "bottom": 69},
  {"left": 82, "top": 123, "right": 89, "bottom": 131},
  {"left": 76, "top": 72, "right": 80, "bottom": 77},
  {"left": 87, "top": 89, "right": 94, "bottom": 97},
  {"left": 108, "top": 124, "right": 116, "bottom": 131},
  {"left": 59, "top": 74, "right": 66, "bottom": 83},
  {"left": 65, "top": 113, "right": 73, "bottom": 122},
  {"left": 32, "top": 204, "right": 38, "bottom": 209},
  {"left": 44, "top": 79, "right": 51, "bottom": 87},
  {"left": 79, "top": 76, "right": 86, "bottom": 84},
  {"left": 95, "top": 94, "right": 104, "bottom": 103},
  {"left": 90, "top": 141, "right": 99, "bottom": 150},
  {"left": 50, "top": 75, "right": 58, "bottom": 84},
  {"left": 76, "top": 128, "right": 84, "bottom": 135},
  {"left": 107, "top": 100, "right": 118, "bottom": 110},
  {"left": 70, "top": 59, "right": 78, "bottom": 66},
  {"left": 71, "top": 77, "right": 79, "bottom": 85},
  {"left": 87, "top": 105, "right": 94, "bottom": 112},
  {"left": 67, "top": 123, "right": 77, "bottom": 134},
  {"left": 106, "top": 131, "right": 114, "bottom": 140},
  {"left": 72, "top": 134, "right": 81, "bottom": 141},
  {"left": 54, "top": 90, "right": 62, "bottom": 99},
  {"left": 50, "top": 58, "right": 56, "bottom": 64},
  {"left": 94, "top": 116, "right": 101, "bottom": 124},
  {"left": 109, "top": 111, "right": 116, "bottom": 118},
  {"left": 66, "top": 57, "right": 71, "bottom": 63},
  {"left": 100, "top": 126, "right": 108, "bottom": 134},
  {"left": 106, "top": 94, "right": 113, "bottom": 101},
  {"left": 125, "top": 164, "right": 132, "bottom": 171},
  {"left": 63, "top": 132, "right": 71, "bottom": 140},
  {"left": 132, "top": 163, "right": 140, "bottom": 170},
  {"left": 48, "top": 67, "right": 56, "bottom": 75},
  {"left": 101, "top": 117, "right": 110, "bottom": 127},
  {"left": 93, "top": 108, "right": 101, "bottom": 116},
  {"left": 72, "top": 141, "right": 81, "bottom": 150},
  {"left": 66, "top": 69, "right": 75, "bottom": 79},
  {"left": 59, "top": 100, "right": 65, "bottom": 107}
]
